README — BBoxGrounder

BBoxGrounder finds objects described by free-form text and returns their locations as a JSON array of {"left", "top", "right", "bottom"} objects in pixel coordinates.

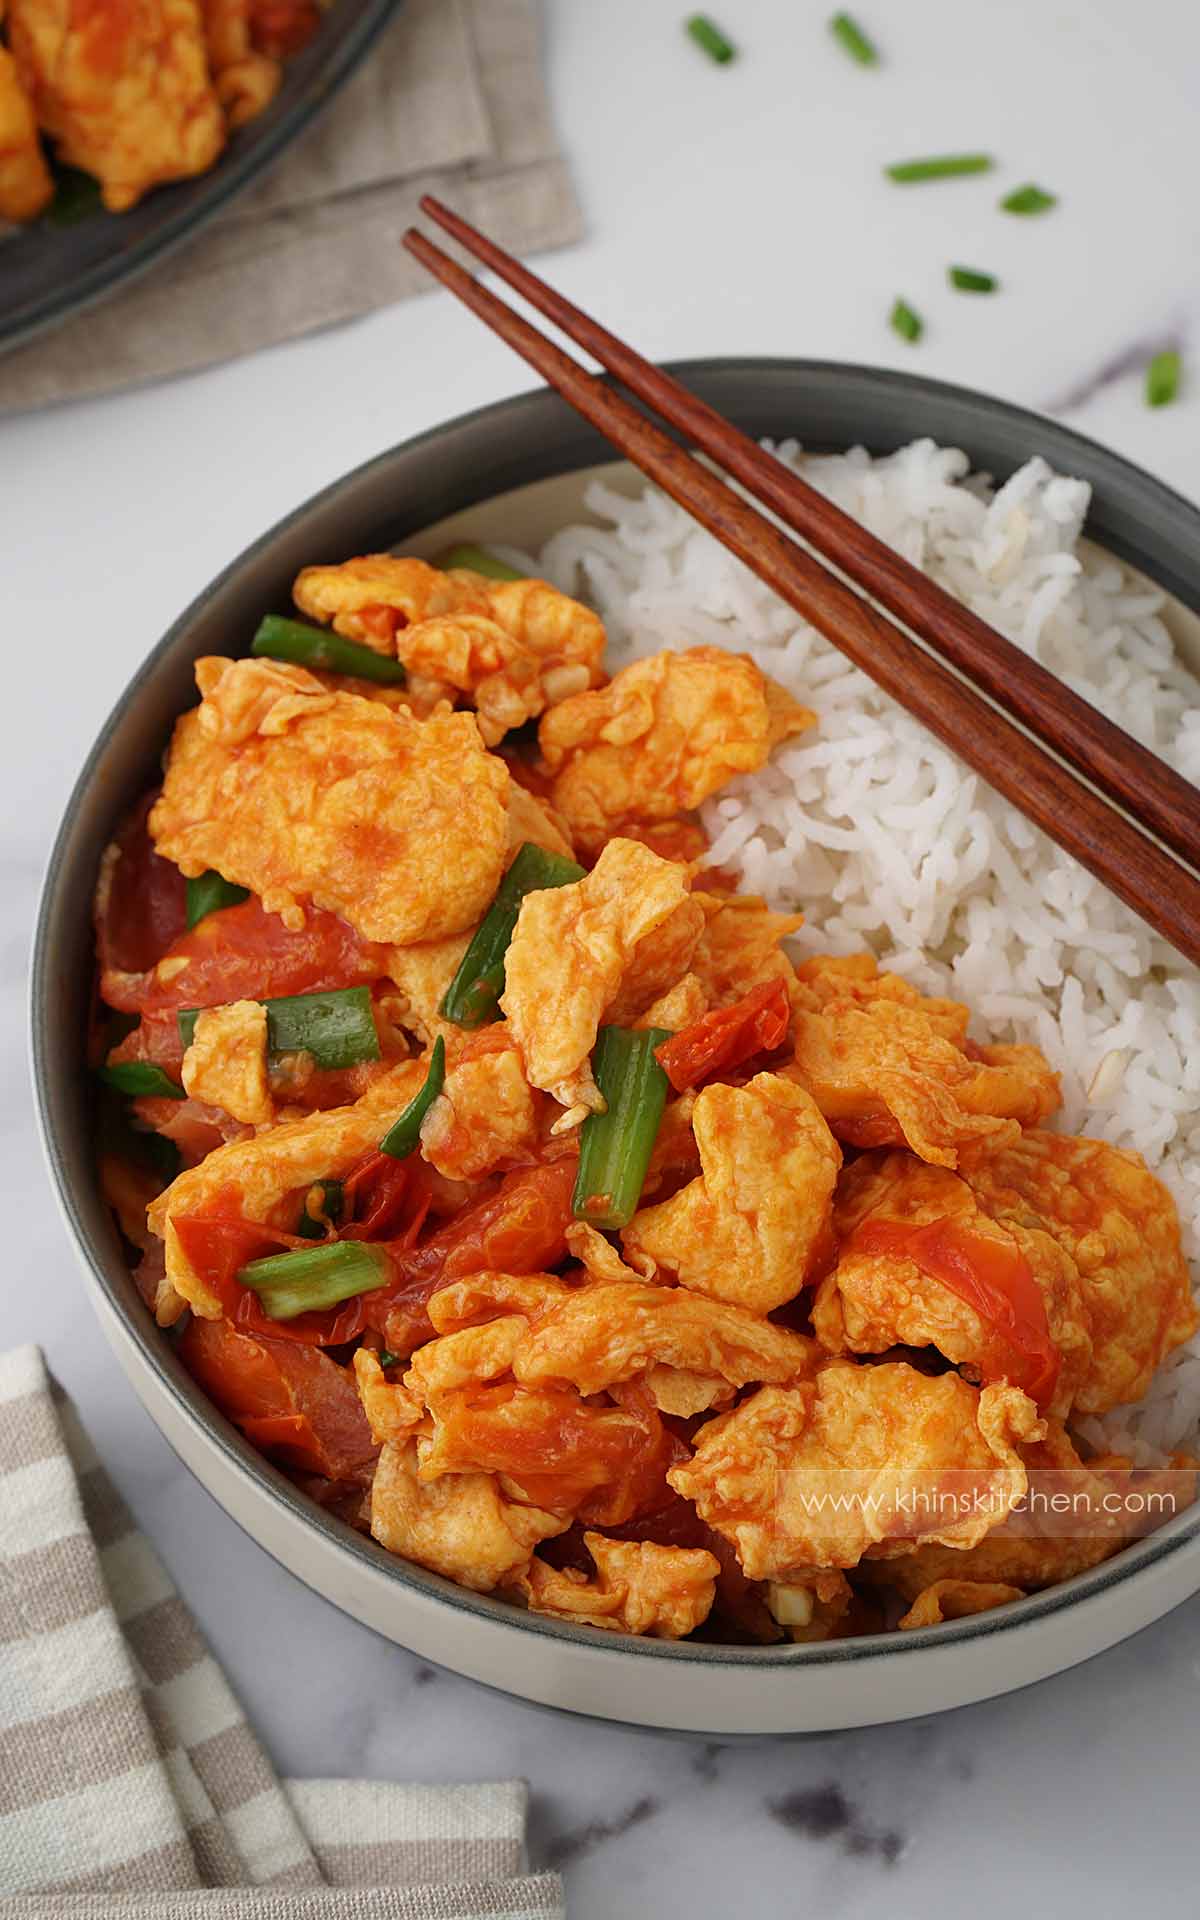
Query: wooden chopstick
[
  {"left": 401, "top": 224, "right": 1200, "bottom": 971},
  {"left": 417, "top": 194, "right": 1200, "bottom": 878}
]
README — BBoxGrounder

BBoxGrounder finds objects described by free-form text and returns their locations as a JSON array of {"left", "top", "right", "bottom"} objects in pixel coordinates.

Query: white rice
[{"left": 532, "top": 439, "right": 1200, "bottom": 1462}]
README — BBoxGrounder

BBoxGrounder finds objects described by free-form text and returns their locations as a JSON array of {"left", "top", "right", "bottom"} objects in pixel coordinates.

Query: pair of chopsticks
[{"left": 403, "top": 199, "right": 1200, "bottom": 970}]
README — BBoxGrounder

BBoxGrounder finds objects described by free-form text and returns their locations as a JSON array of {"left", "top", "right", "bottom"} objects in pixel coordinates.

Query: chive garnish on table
[
  {"left": 437, "top": 543, "right": 525, "bottom": 580},
  {"left": 886, "top": 153, "right": 993, "bottom": 183},
  {"left": 296, "top": 1179, "right": 344, "bottom": 1239},
  {"left": 178, "top": 986, "right": 381, "bottom": 1071},
  {"left": 440, "top": 842, "right": 585, "bottom": 1028},
  {"left": 572, "top": 1027, "right": 672, "bottom": 1232},
  {"left": 379, "top": 1037, "right": 446, "bottom": 1160},
  {"left": 98, "top": 1062, "right": 186, "bottom": 1100},
  {"left": 890, "top": 299, "right": 923, "bottom": 343},
  {"left": 685, "top": 14, "right": 736, "bottom": 63},
  {"left": 829, "top": 12, "right": 878, "bottom": 65},
  {"left": 251, "top": 615, "right": 407, "bottom": 685},
  {"left": 238, "top": 1241, "right": 390, "bottom": 1321},
  {"left": 948, "top": 265, "right": 998, "bottom": 293},
  {"left": 185, "top": 871, "right": 250, "bottom": 929},
  {"left": 1000, "top": 183, "right": 1056, "bottom": 215},
  {"left": 1146, "top": 351, "right": 1181, "bottom": 408}
]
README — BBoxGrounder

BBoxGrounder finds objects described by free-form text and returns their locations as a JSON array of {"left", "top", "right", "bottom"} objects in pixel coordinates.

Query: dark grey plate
[
  {"left": 31, "top": 361, "right": 1200, "bottom": 1732},
  {"left": 1, "top": 0, "right": 399, "bottom": 356}
]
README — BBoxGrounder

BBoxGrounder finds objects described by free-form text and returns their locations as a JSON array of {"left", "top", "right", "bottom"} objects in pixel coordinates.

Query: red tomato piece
[
  {"left": 654, "top": 977, "right": 791, "bottom": 1092},
  {"left": 178, "top": 1316, "right": 377, "bottom": 1482},
  {"left": 249, "top": 0, "right": 322, "bottom": 57},
  {"left": 845, "top": 1215, "right": 1061, "bottom": 1408},
  {"left": 95, "top": 792, "right": 188, "bottom": 977}
]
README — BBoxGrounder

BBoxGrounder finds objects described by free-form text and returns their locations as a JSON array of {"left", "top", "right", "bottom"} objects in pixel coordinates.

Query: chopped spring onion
[
  {"left": 238, "top": 1240, "right": 389, "bottom": 1321},
  {"left": 251, "top": 615, "right": 407, "bottom": 685},
  {"left": 178, "top": 986, "right": 381, "bottom": 1072},
  {"left": 1146, "top": 350, "right": 1182, "bottom": 408},
  {"left": 440, "top": 842, "right": 585, "bottom": 1027},
  {"left": 890, "top": 299, "right": 923, "bottom": 343},
  {"left": 437, "top": 544, "right": 525, "bottom": 581},
  {"left": 1000, "top": 182, "right": 1056, "bottom": 216},
  {"left": 296, "top": 1179, "right": 344, "bottom": 1239},
  {"left": 948, "top": 265, "right": 998, "bottom": 293},
  {"left": 376, "top": 1349, "right": 399, "bottom": 1370},
  {"left": 379, "top": 1037, "right": 446, "bottom": 1160},
  {"left": 685, "top": 14, "right": 736, "bottom": 63},
  {"left": 98, "top": 1062, "right": 186, "bottom": 1100},
  {"left": 829, "top": 12, "right": 878, "bottom": 65},
  {"left": 45, "top": 166, "right": 103, "bottom": 227},
  {"left": 573, "top": 1027, "right": 671, "bottom": 1231},
  {"left": 185, "top": 871, "right": 250, "bottom": 929},
  {"left": 886, "top": 153, "right": 993, "bottom": 183}
]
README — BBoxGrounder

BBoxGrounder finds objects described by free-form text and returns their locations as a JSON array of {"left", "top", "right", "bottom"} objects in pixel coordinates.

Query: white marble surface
[{"left": 5, "top": 0, "right": 1200, "bottom": 1910}]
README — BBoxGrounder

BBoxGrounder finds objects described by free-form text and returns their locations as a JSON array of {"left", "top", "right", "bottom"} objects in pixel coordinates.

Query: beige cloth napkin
[
  {"left": 0, "top": 1344, "right": 564, "bottom": 1917},
  {"left": 0, "top": 0, "right": 582, "bottom": 413}
]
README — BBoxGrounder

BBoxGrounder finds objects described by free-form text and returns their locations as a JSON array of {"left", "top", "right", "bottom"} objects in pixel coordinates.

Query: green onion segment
[
  {"left": 830, "top": 13, "right": 878, "bottom": 65},
  {"left": 185, "top": 871, "right": 250, "bottom": 929},
  {"left": 178, "top": 986, "right": 381, "bottom": 1071},
  {"left": 296, "top": 1179, "right": 345, "bottom": 1239},
  {"left": 948, "top": 265, "right": 998, "bottom": 292},
  {"left": 437, "top": 544, "right": 525, "bottom": 580},
  {"left": 379, "top": 1037, "right": 446, "bottom": 1160},
  {"left": 886, "top": 154, "right": 993, "bottom": 184},
  {"left": 685, "top": 14, "right": 736, "bottom": 63},
  {"left": 890, "top": 299, "right": 923, "bottom": 343},
  {"left": 238, "top": 1241, "right": 389, "bottom": 1321},
  {"left": 1146, "top": 350, "right": 1182, "bottom": 408},
  {"left": 573, "top": 1027, "right": 672, "bottom": 1231},
  {"left": 98, "top": 1062, "right": 186, "bottom": 1100},
  {"left": 440, "top": 842, "right": 585, "bottom": 1028},
  {"left": 251, "top": 615, "right": 407, "bottom": 685},
  {"left": 1000, "top": 183, "right": 1056, "bottom": 215}
]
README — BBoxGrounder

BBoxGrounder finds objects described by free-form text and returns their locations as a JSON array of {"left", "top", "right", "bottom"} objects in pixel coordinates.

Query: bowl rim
[
  {"left": 32, "top": 354, "right": 1200, "bottom": 1682},
  {"left": 2, "top": 0, "right": 401, "bottom": 356}
]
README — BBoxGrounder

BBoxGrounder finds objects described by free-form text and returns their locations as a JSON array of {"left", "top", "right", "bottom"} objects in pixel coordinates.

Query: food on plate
[
  {"left": 0, "top": 0, "right": 321, "bottom": 220},
  {"left": 93, "top": 449, "right": 1200, "bottom": 1645}
]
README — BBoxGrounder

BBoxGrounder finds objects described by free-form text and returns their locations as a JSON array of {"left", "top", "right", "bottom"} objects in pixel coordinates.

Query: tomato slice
[
  {"left": 249, "top": 0, "right": 321, "bottom": 57},
  {"left": 380, "top": 1157, "right": 579, "bottom": 1358},
  {"left": 102, "top": 894, "right": 389, "bottom": 1017},
  {"left": 95, "top": 793, "right": 188, "bottom": 977},
  {"left": 845, "top": 1215, "right": 1061, "bottom": 1408},
  {"left": 654, "top": 977, "right": 791, "bottom": 1092},
  {"left": 178, "top": 1316, "right": 377, "bottom": 1482}
]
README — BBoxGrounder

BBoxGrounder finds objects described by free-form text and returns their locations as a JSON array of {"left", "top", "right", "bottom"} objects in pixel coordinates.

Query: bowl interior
[{"left": 32, "top": 360, "right": 1200, "bottom": 1710}]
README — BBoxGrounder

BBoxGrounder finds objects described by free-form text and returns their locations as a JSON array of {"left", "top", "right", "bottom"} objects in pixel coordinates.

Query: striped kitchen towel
[{"left": 0, "top": 1345, "right": 564, "bottom": 1918}]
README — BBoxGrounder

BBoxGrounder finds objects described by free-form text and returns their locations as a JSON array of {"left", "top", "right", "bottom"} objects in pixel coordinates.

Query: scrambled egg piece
[
  {"left": 0, "top": 28, "right": 50, "bottom": 219},
  {"left": 500, "top": 837, "right": 702, "bottom": 1111},
  {"left": 668, "top": 1363, "right": 1044, "bottom": 1578},
  {"left": 8, "top": 0, "right": 224, "bottom": 211},
  {"left": 512, "top": 1280, "right": 818, "bottom": 1398},
  {"left": 369, "top": 1435, "right": 568, "bottom": 1592},
  {"left": 149, "top": 1059, "right": 429, "bottom": 1316},
  {"left": 428, "top": 1272, "right": 577, "bottom": 1332},
  {"left": 876, "top": 1422, "right": 1196, "bottom": 1596},
  {"left": 384, "top": 933, "right": 471, "bottom": 1054},
  {"left": 150, "top": 657, "right": 509, "bottom": 945},
  {"left": 814, "top": 1151, "right": 1093, "bottom": 1420},
  {"left": 786, "top": 954, "right": 1060, "bottom": 1168},
  {"left": 897, "top": 1579, "right": 1024, "bottom": 1630},
  {"left": 291, "top": 557, "right": 606, "bottom": 742},
  {"left": 961, "top": 1131, "right": 1200, "bottom": 1413},
  {"left": 621, "top": 1074, "right": 841, "bottom": 1314},
  {"left": 689, "top": 892, "right": 803, "bottom": 1006},
  {"left": 505, "top": 779, "right": 576, "bottom": 862},
  {"left": 538, "top": 646, "right": 814, "bottom": 852},
  {"left": 202, "top": 0, "right": 279, "bottom": 126},
  {"left": 181, "top": 999, "right": 273, "bottom": 1126},
  {"left": 515, "top": 1534, "right": 719, "bottom": 1638},
  {"left": 352, "top": 1349, "right": 425, "bottom": 1444},
  {"left": 419, "top": 1030, "right": 539, "bottom": 1181}
]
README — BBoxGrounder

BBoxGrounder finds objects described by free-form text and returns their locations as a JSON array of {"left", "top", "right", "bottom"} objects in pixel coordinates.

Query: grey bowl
[
  {"left": 32, "top": 360, "right": 1200, "bottom": 1735},
  {"left": 1, "top": 0, "right": 399, "bottom": 356}
]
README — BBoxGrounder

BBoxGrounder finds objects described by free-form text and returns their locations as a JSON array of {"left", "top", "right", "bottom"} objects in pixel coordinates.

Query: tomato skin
[
  {"left": 845, "top": 1215, "right": 1061, "bottom": 1408},
  {"left": 655, "top": 977, "right": 791, "bottom": 1093},
  {"left": 381, "top": 1157, "right": 578, "bottom": 1357},
  {"left": 249, "top": 0, "right": 321, "bottom": 56},
  {"left": 95, "top": 793, "right": 187, "bottom": 976},
  {"left": 102, "top": 895, "right": 388, "bottom": 1017},
  {"left": 178, "top": 1316, "right": 377, "bottom": 1482}
]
